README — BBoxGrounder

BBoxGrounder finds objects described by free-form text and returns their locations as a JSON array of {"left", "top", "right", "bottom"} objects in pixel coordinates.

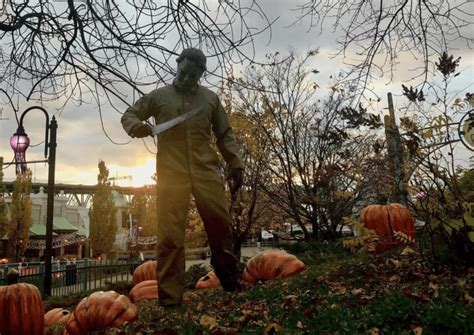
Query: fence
[{"left": 0, "top": 259, "right": 140, "bottom": 297}]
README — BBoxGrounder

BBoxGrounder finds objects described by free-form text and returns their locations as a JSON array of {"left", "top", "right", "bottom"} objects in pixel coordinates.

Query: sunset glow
[{"left": 111, "top": 157, "right": 156, "bottom": 187}]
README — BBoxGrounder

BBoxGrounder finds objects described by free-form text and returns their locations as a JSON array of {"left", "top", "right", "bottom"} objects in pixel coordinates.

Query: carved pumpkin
[
  {"left": 242, "top": 250, "right": 306, "bottom": 286},
  {"left": 66, "top": 291, "right": 138, "bottom": 335},
  {"left": 361, "top": 203, "right": 416, "bottom": 253},
  {"left": 0, "top": 282, "right": 45, "bottom": 335},
  {"left": 44, "top": 308, "right": 71, "bottom": 326},
  {"left": 129, "top": 280, "right": 158, "bottom": 302},
  {"left": 195, "top": 271, "right": 220, "bottom": 290},
  {"left": 132, "top": 261, "right": 157, "bottom": 285}
]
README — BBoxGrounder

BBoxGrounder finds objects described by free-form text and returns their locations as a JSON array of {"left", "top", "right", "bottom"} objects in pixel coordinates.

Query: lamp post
[{"left": 10, "top": 106, "right": 57, "bottom": 296}]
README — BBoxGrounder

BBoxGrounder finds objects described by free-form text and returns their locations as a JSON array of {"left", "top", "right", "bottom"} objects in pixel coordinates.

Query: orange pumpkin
[
  {"left": 66, "top": 291, "right": 138, "bottom": 335},
  {"left": 242, "top": 250, "right": 306, "bottom": 286},
  {"left": 129, "top": 280, "right": 158, "bottom": 302},
  {"left": 45, "top": 308, "right": 71, "bottom": 326},
  {"left": 195, "top": 271, "right": 220, "bottom": 290},
  {"left": 0, "top": 282, "right": 45, "bottom": 335},
  {"left": 132, "top": 261, "right": 157, "bottom": 285},
  {"left": 361, "top": 203, "right": 416, "bottom": 253}
]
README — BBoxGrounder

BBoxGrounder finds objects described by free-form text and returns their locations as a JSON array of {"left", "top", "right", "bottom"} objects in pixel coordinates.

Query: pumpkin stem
[{"left": 7, "top": 267, "right": 20, "bottom": 285}]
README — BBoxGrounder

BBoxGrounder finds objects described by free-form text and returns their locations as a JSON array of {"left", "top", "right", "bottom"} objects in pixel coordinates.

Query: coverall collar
[{"left": 172, "top": 78, "right": 200, "bottom": 94}]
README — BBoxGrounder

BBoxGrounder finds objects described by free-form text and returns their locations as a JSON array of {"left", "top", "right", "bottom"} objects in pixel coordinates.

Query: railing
[
  {"left": 241, "top": 239, "right": 295, "bottom": 248},
  {"left": 0, "top": 259, "right": 140, "bottom": 297}
]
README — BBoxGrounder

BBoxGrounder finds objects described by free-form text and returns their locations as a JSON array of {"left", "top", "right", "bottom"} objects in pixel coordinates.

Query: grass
[{"left": 45, "top": 242, "right": 474, "bottom": 334}]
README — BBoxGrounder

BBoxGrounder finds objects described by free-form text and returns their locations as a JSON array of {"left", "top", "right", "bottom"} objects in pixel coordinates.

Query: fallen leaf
[
  {"left": 412, "top": 326, "right": 423, "bottom": 335},
  {"left": 200, "top": 314, "right": 217, "bottom": 329},
  {"left": 463, "top": 292, "right": 474, "bottom": 304},
  {"left": 402, "top": 287, "right": 431, "bottom": 302},
  {"left": 196, "top": 302, "right": 204, "bottom": 311},
  {"left": 351, "top": 288, "right": 366, "bottom": 296},
  {"left": 401, "top": 246, "right": 416, "bottom": 255},
  {"left": 389, "top": 275, "right": 401, "bottom": 283},
  {"left": 360, "top": 292, "right": 376, "bottom": 300},
  {"left": 329, "top": 282, "right": 347, "bottom": 295},
  {"left": 263, "top": 322, "right": 283, "bottom": 335},
  {"left": 428, "top": 282, "right": 439, "bottom": 298},
  {"left": 387, "top": 259, "right": 402, "bottom": 268},
  {"left": 296, "top": 321, "right": 304, "bottom": 329},
  {"left": 369, "top": 327, "right": 381, "bottom": 335},
  {"left": 282, "top": 294, "right": 298, "bottom": 309}
]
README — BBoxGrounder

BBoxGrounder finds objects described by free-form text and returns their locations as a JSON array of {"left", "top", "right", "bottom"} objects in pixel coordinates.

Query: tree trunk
[{"left": 233, "top": 236, "right": 243, "bottom": 261}]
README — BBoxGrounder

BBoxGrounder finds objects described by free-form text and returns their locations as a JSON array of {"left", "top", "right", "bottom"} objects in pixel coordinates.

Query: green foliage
[
  {"left": 89, "top": 160, "right": 117, "bottom": 257},
  {"left": 129, "top": 184, "right": 157, "bottom": 237},
  {"left": 184, "top": 263, "right": 209, "bottom": 289},
  {"left": 459, "top": 168, "right": 474, "bottom": 203},
  {"left": 8, "top": 170, "right": 33, "bottom": 261},
  {"left": 0, "top": 157, "right": 8, "bottom": 239}
]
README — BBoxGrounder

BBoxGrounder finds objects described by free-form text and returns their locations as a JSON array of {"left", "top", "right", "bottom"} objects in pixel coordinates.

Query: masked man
[{"left": 121, "top": 48, "right": 243, "bottom": 307}]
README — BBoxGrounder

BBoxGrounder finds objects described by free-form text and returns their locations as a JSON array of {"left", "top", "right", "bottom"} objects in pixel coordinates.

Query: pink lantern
[{"left": 10, "top": 127, "right": 30, "bottom": 174}]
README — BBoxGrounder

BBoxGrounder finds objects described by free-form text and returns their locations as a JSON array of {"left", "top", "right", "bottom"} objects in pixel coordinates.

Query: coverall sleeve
[
  {"left": 212, "top": 96, "right": 245, "bottom": 170},
  {"left": 121, "top": 91, "right": 157, "bottom": 136}
]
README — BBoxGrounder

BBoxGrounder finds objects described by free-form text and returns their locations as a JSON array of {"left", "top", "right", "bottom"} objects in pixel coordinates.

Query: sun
[{"left": 113, "top": 158, "right": 156, "bottom": 187}]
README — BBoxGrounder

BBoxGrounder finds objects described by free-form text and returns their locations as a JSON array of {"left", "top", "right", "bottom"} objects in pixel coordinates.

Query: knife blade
[{"left": 151, "top": 108, "right": 201, "bottom": 136}]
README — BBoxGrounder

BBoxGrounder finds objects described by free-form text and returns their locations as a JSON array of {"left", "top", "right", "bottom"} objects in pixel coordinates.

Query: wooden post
[{"left": 384, "top": 93, "right": 408, "bottom": 205}]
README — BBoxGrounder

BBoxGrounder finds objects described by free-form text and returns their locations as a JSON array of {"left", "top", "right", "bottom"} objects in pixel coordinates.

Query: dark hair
[{"left": 176, "top": 48, "right": 207, "bottom": 71}]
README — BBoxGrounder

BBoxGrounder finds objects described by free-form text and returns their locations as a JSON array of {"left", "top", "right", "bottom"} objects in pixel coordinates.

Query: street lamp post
[{"left": 10, "top": 106, "right": 57, "bottom": 296}]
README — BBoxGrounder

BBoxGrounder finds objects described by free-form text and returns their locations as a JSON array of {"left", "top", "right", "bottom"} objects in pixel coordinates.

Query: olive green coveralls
[{"left": 121, "top": 84, "right": 243, "bottom": 305}]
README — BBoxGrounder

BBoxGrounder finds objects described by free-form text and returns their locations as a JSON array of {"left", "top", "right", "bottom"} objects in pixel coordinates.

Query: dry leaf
[
  {"left": 412, "top": 326, "right": 423, "bottom": 335},
  {"left": 463, "top": 292, "right": 474, "bottom": 304},
  {"left": 263, "top": 322, "right": 283, "bottom": 335},
  {"left": 282, "top": 295, "right": 298, "bottom": 309},
  {"left": 200, "top": 314, "right": 217, "bottom": 329},
  {"left": 196, "top": 302, "right": 204, "bottom": 311},
  {"left": 351, "top": 288, "right": 366, "bottom": 296},
  {"left": 389, "top": 275, "right": 401, "bottom": 283},
  {"left": 329, "top": 282, "right": 347, "bottom": 295},
  {"left": 296, "top": 321, "right": 304, "bottom": 329},
  {"left": 369, "top": 327, "right": 381, "bottom": 335},
  {"left": 401, "top": 246, "right": 416, "bottom": 255},
  {"left": 428, "top": 282, "right": 439, "bottom": 298},
  {"left": 387, "top": 259, "right": 402, "bottom": 268}
]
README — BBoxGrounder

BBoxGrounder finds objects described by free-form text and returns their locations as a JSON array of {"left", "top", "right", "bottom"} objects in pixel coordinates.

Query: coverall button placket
[{"left": 183, "top": 93, "right": 195, "bottom": 180}]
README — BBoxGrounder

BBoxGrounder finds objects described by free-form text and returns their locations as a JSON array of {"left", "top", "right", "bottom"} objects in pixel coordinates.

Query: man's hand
[
  {"left": 227, "top": 168, "right": 243, "bottom": 197},
  {"left": 131, "top": 123, "right": 153, "bottom": 138}
]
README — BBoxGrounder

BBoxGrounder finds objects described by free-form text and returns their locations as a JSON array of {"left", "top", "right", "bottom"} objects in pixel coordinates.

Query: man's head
[{"left": 175, "top": 48, "right": 207, "bottom": 92}]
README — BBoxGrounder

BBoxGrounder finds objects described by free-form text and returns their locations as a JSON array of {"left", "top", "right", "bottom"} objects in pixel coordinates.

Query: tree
[
  {"left": 130, "top": 183, "right": 157, "bottom": 239},
  {"left": 399, "top": 53, "right": 473, "bottom": 267},
  {"left": 89, "top": 160, "right": 117, "bottom": 257},
  {"left": 293, "top": 0, "right": 472, "bottom": 95},
  {"left": 219, "top": 84, "right": 283, "bottom": 257},
  {"left": 0, "top": 157, "right": 8, "bottom": 240},
  {"left": 228, "top": 51, "right": 384, "bottom": 241},
  {"left": 8, "top": 169, "right": 32, "bottom": 261},
  {"left": 0, "top": 0, "right": 272, "bottom": 116}
]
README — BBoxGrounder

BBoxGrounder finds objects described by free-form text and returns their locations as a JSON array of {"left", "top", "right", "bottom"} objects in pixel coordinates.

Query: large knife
[{"left": 151, "top": 108, "right": 201, "bottom": 136}]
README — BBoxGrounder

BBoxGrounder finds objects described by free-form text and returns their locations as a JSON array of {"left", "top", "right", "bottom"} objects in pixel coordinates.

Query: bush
[{"left": 184, "top": 264, "right": 210, "bottom": 289}]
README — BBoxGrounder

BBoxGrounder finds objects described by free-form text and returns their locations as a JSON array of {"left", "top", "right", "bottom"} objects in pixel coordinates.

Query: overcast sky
[{"left": 1, "top": 0, "right": 473, "bottom": 186}]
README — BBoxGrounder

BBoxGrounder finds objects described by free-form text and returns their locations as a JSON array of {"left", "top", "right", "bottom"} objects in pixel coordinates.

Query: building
[{"left": 2, "top": 187, "right": 88, "bottom": 261}]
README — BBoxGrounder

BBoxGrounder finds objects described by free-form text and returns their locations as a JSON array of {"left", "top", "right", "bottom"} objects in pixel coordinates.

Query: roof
[
  {"left": 75, "top": 225, "right": 87, "bottom": 236},
  {"left": 29, "top": 224, "right": 58, "bottom": 236},
  {"left": 53, "top": 217, "right": 78, "bottom": 232}
]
